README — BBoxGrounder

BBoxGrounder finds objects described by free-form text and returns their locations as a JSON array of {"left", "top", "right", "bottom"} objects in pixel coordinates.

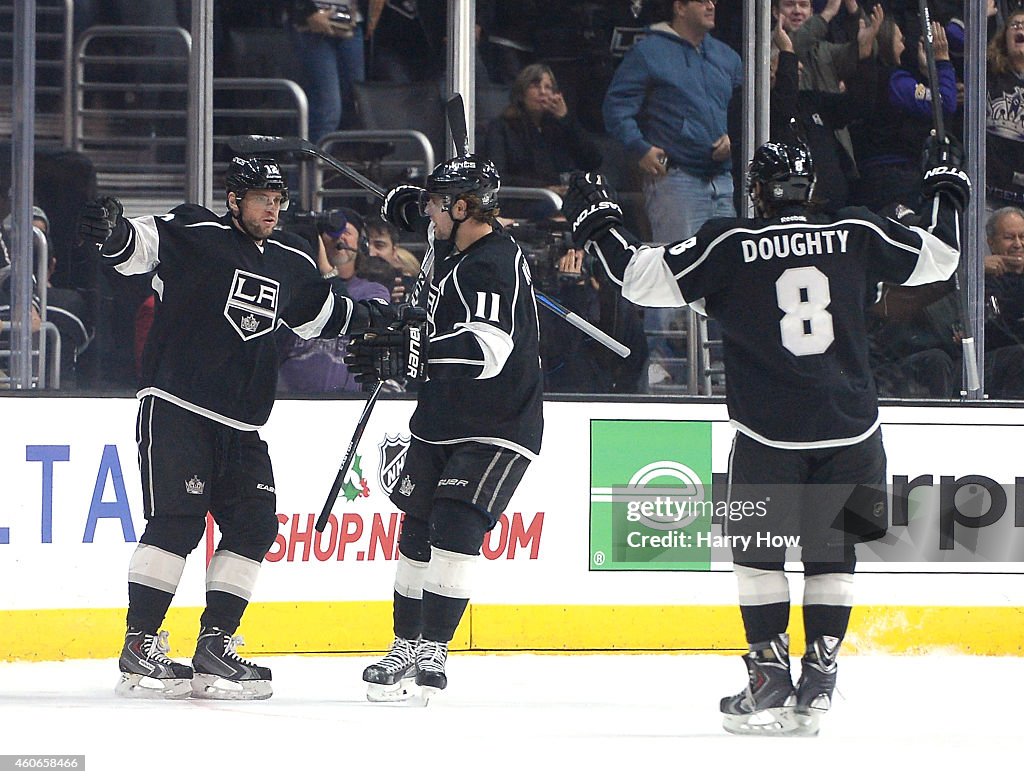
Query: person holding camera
[
  {"left": 76, "top": 155, "right": 396, "bottom": 701},
  {"left": 287, "top": 2, "right": 365, "bottom": 143},
  {"left": 277, "top": 207, "right": 392, "bottom": 394}
]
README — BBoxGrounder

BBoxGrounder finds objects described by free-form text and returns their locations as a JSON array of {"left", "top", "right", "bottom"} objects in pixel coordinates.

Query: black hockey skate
[
  {"left": 415, "top": 639, "right": 448, "bottom": 702},
  {"left": 720, "top": 633, "right": 798, "bottom": 736},
  {"left": 793, "top": 636, "right": 841, "bottom": 737},
  {"left": 116, "top": 629, "right": 194, "bottom": 699},
  {"left": 362, "top": 637, "right": 419, "bottom": 702},
  {"left": 191, "top": 627, "right": 272, "bottom": 700}
]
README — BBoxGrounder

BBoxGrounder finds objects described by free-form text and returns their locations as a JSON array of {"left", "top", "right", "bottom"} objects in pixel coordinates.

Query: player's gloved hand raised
[
  {"left": 78, "top": 197, "right": 128, "bottom": 250},
  {"left": 922, "top": 161, "right": 971, "bottom": 212},
  {"left": 561, "top": 172, "right": 623, "bottom": 247},
  {"left": 381, "top": 184, "right": 424, "bottom": 232}
]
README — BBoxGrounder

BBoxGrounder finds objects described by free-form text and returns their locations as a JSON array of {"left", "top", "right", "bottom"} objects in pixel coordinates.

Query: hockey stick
[
  {"left": 227, "top": 134, "right": 385, "bottom": 199},
  {"left": 446, "top": 93, "right": 469, "bottom": 158},
  {"left": 314, "top": 235, "right": 439, "bottom": 533},
  {"left": 918, "top": 0, "right": 980, "bottom": 392},
  {"left": 534, "top": 290, "right": 631, "bottom": 357},
  {"left": 315, "top": 379, "right": 383, "bottom": 532}
]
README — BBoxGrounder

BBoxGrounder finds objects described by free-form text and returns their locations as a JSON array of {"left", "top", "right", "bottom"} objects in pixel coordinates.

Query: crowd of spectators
[{"left": 6, "top": 0, "right": 1024, "bottom": 399}]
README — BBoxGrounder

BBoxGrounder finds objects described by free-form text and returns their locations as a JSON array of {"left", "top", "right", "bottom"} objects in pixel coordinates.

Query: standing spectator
[
  {"left": 771, "top": 5, "right": 883, "bottom": 212},
  {"left": 287, "top": 2, "right": 366, "bottom": 142},
  {"left": 849, "top": 18, "right": 958, "bottom": 210},
  {"left": 277, "top": 208, "right": 391, "bottom": 394},
  {"left": 602, "top": 0, "right": 743, "bottom": 388},
  {"left": 561, "top": 139, "right": 967, "bottom": 735},
  {"left": 774, "top": 0, "right": 864, "bottom": 194},
  {"left": 357, "top": 155, "right": 543, "bottom": 702},
  {"left": 986, "top": 6, "right": 1024, "bottom": 213},
  {"left": 75, "top": 157, "right": 394, "bottom": 699},
  {"left": 483, "top": 63, "right": 602, "bottom": 196}
]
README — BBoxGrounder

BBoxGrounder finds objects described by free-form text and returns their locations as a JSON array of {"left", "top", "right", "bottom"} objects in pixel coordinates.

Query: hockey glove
[
  {"left": 349, "top": 297, "right": 399, "bottom": 334},
  {"left": 921, "top": 164, "right": 971, "bottom": 212},
  {"left": 382, "top": 184, "right": 425, "bottom": 232},
  {"left": 561, "top": 172, "right": 623, "bottom": 247},
  {"left": 345, "top": 330, "right": 406, "bottom": 386},
  {"left": 78, "top": 197, "right": 128, "bottom": 251}
]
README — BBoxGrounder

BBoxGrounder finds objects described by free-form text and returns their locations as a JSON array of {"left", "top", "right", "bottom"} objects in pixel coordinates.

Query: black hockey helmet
[
  {"left": 747, "top": 141, "right": 815, "bottom": 206},
  {"left": 225, "top": 156, "right": 289, "bottom": 204},
  {"left": 424, "top": 154, "right": 500, "bottom": 211}
]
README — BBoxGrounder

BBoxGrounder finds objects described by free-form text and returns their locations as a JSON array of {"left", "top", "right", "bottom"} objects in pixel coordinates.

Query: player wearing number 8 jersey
[{"left": 563, "top": 140, "right": 968, "bottom": 735}]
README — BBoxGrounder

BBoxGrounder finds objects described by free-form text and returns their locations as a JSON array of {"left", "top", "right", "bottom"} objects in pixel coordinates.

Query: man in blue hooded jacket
[{"left": 602, "top": 0, "right": 743, "bottom": 386}]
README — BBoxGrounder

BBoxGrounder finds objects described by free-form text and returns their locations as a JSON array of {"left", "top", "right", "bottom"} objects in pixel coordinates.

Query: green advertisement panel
[{"left": 590, "top": 420, "right": 713, "bottom": 570}]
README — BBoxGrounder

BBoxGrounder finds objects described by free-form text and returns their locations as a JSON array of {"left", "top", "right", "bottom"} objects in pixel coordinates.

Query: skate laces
[
  {"left": 377, "top": 638, "right": 416, "bottom": 673},
  {"left": 143, "top": 630, "right": 175, "bottom": 664},
  {"left": 220, "top": 633, "right": 260, "bottom": 667},
  {"left": 418, "top": 640, "right": 447, "bottom": 673}
]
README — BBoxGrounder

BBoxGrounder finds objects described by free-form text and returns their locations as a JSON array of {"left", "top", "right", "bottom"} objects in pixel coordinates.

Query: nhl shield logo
[
  {"left": 378, "top": 434, "right": 410, "bottom": 495},
  {"left": 224, "top": 269, "right": 279, "bottom": 341}
]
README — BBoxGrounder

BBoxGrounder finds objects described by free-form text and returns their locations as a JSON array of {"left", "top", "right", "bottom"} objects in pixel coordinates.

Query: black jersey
[
  {"left": 410, "top": 227, "right": 544, "bottom": 458},
  {"left": 100, "top": 204, "right": 358, "bottom": 429},
  {"left": 590, "top": 196, "right": 963, "bottom": 448}
]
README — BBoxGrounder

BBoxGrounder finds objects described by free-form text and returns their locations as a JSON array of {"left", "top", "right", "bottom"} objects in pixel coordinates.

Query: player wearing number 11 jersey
[{"left": 563, "top": 140, "right": 968, "bottom": 735}]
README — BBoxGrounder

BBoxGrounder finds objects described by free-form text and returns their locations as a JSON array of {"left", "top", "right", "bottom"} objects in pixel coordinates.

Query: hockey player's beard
[{"left": 232, "top": 209, "right": 278, "bottom": 243}]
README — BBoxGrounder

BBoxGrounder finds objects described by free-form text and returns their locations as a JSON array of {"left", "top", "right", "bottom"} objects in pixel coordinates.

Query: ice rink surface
[{"left": 0, "top": 652, "right": 1017, "bottom": 782}]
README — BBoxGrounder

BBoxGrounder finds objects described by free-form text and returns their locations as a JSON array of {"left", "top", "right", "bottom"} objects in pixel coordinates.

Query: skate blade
[
  {"left": 190, "top": 673, "right": 272, "bottom": 700},
  {"left": 115, "top": 673, "right": 192, "bottom": 699},
  {"left": 365, "top": 677, "right": 419, "bottom": 704},
  {"left": 722, "top": 706, "right": 802, "bottom": 736},
  {"left": 789, "top": 708, "right": 824, "bottom": 737}
]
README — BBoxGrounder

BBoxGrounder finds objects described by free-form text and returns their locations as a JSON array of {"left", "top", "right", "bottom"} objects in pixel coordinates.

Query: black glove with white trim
[
  {"left": 561, "top": 172, "right": 624, "bottom": 247},
  {"left": 78, "top": 196, "right": 128, "bottom": 251},
  {"left": 922, "top": 164, "right": 971, "bottom": 212},
  {"left": 344, "top": 305, "right": 428, "bottom": 387},
  {"left": 381, "top": 184, "right": 424, "bottom": 232}
]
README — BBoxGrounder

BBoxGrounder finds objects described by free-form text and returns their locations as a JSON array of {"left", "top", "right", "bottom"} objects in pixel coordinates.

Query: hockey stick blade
[
  {"left": 446, "top": 94, "right": 469, "bottom": 157},
  {"left": 226, "top": 134, "right": 318, "bottom": 157}
]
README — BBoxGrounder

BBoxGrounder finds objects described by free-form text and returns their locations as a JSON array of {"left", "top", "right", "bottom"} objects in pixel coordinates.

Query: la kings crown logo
[{"left": 224, "top": 269, "right": 279, "bottom": 340}]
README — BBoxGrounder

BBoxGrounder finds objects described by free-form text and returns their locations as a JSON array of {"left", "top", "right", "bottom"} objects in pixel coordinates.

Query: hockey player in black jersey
[
  {"left": 353, "top": 154, "right": 543, "bottom": 702},
  {"left": 76, "top": 156, "right": 396, "bottom": 700},
  {"left": 562, "top": 140, "right": 969, "bottom": 735}
]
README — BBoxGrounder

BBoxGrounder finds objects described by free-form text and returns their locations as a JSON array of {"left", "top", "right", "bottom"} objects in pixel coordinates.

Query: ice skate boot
[
  {"left": 191, "top": 627, "right": 272, "bottom": 700},
  {"left": 720, "top": 633, "right": 798, "bottom": 736},
  {"left": 116, "top": 628, "right": 194, "bottom": 699},
  {"left": 362, "top": 637, "right": 419, "bottom": 702},
  {"left": 414, "top": 639, "right": 448, "bottom": 703},
  {"left": 793, "top": 635, "right": 840, "bottom": 737}
]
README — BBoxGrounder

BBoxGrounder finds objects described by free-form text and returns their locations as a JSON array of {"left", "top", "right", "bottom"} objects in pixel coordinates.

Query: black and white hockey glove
[
  {"left": 561, "top": 172, "right": 624, "bottom": 248},
  {"left": 344, "top": 306, "right": 428, "bottom": 386},
  {"left": 381, "top": 184, "right": 424, "bottom": 232},
  {"left": 921, "top": 164, "right": 971, "bottom": 212},
  {"left": 349, "top": 297, "right": 399, "bottom": 334},
  {"left": 78, "top": 197, "right": 128, "bottom": 251},
  {"left": 345, "top": 330, "right": 407, "bottom": 387}
]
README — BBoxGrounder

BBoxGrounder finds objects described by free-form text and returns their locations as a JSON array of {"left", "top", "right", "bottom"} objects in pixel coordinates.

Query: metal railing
[{"left": 0, "top": 0, "right": 73, "bottom": 144}]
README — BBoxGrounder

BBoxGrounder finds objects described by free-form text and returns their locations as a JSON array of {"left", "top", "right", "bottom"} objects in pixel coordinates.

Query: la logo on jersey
[{"left": 224, "top": 269, "right": 279, "bottom": 340}]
